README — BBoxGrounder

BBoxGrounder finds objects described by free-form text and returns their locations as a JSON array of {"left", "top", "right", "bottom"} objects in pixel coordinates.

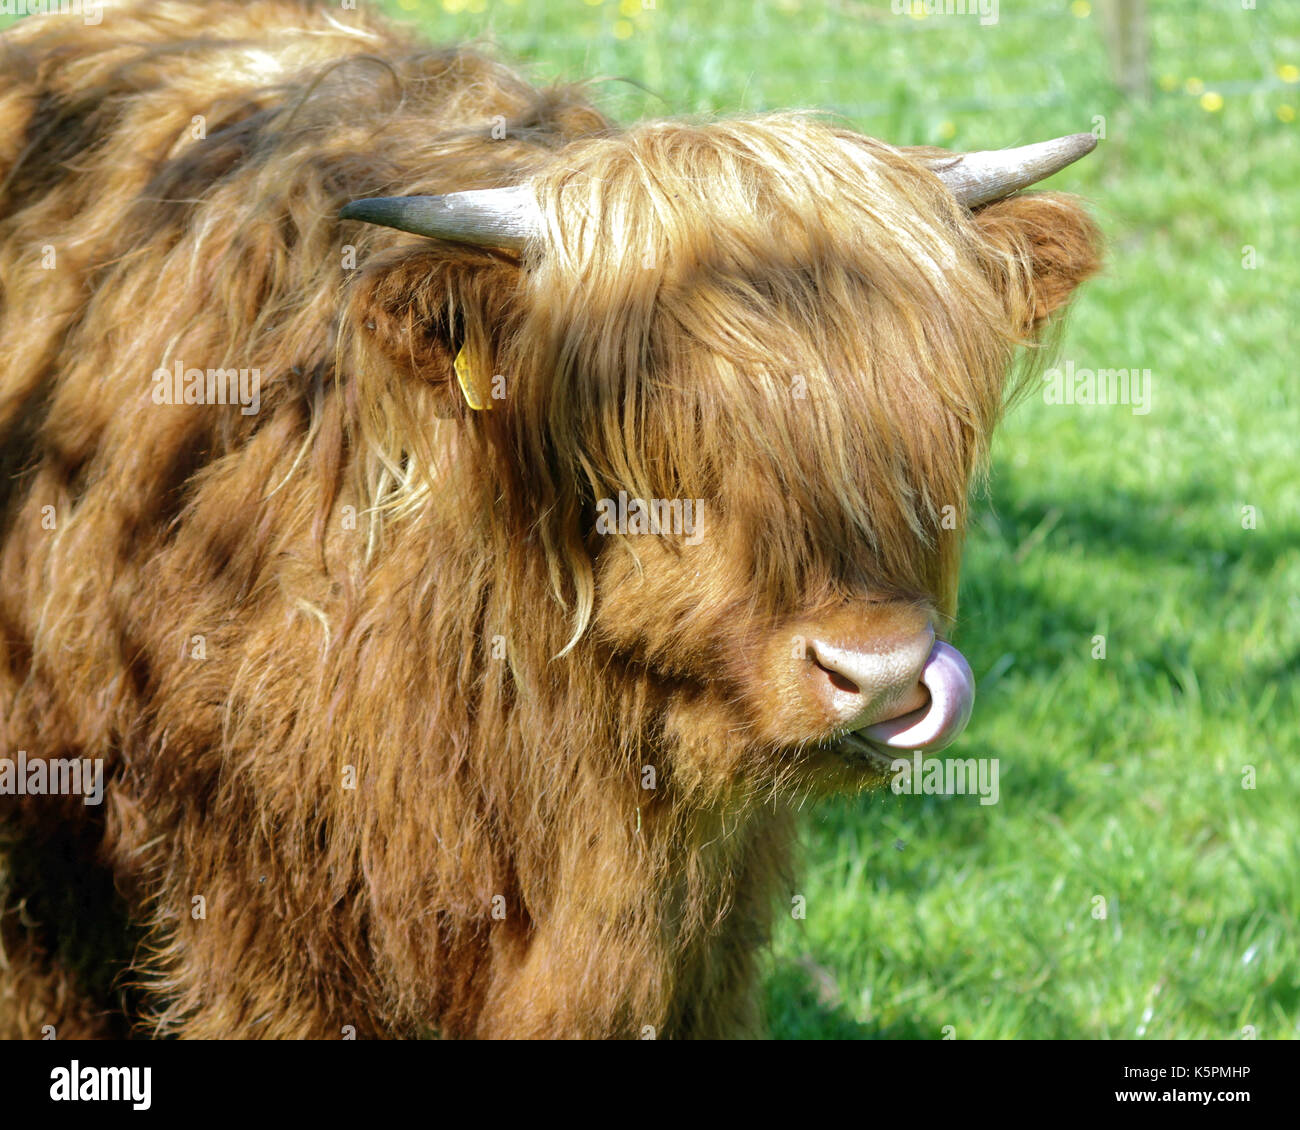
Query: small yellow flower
[
  {"left": 613, "top": 18, "right": 634, "bottom": 38},
  {"left": 1071, "top": 0, "right": 1091, "bottom": 18},
  {"left": 619, "top": 0, "right": 641, "bottom": 15},
  {"left": 1278, "top": 64, "right": 1300, "bottom": 84},
  {"left": 1185, "top": 77, "right": 1204, "bottom": 95},
  {"left": 1278, "top": 105, "right": 1296, "bottom": 123},
  {"left": 1158, "top": 74, "right": 1178, "bottom": 92},
  {"left": 938, "top": 120, "right": 956, "bottom": 141},
  {"left": 1200, "top": 91, "right": 1224, "bottom": 112}
]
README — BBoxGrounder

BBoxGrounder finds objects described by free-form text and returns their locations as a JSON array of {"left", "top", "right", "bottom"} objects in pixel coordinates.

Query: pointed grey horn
[
  {"left": 922, "top": 133, "right": 1097, "bottom": 207},
  {"left": 339, "top": 185, "right": 541, "bottom": 249}
]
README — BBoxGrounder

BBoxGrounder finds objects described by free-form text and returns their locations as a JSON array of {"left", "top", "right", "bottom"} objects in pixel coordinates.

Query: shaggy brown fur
[{"left": 0, "top": 0, "right": 1100, "bottom": 1038}]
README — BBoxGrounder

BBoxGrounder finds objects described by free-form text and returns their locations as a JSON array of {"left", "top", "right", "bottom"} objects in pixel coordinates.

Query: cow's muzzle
[
  {"left": 807, "top": 629, "right": 976, "bottom": 754},
  {"left": 858, "top": 639, "right": 975, "bottom": 752}
]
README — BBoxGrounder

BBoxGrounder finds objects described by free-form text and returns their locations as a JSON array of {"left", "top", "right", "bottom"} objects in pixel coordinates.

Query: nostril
[
  {"left": 804, "top": 632, "right": 935, "bottom": 730},
  {"left": 807, "top": 646, "right": 861, "bottom": 695}
]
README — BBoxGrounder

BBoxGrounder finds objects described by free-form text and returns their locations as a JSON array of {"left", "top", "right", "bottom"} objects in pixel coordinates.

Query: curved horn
[
  {"left": 339, "top": 185, "right": 541, "bottom": 249},
  {"left": 922, "top": 133, "right": 1097, "bottom": 207}
]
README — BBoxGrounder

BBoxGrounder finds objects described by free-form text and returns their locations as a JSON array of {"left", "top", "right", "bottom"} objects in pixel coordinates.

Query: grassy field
[{"left": 375, "top": 0, "right": 1299, "bottom": 1039}]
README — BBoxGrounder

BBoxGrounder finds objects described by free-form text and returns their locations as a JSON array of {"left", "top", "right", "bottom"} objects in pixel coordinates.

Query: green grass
[{"left": 379, "top": 0, "right": 1299, "bottom": 1039}]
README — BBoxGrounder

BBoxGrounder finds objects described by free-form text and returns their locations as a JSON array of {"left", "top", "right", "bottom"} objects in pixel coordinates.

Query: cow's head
[{"left": 343, "top": 116, "right": 1100, "bottom": 795}]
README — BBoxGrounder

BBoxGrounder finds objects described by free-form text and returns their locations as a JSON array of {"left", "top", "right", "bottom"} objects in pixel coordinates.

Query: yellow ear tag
[{"left": 454, "top": 344, "right": 491, "bottom": 411}]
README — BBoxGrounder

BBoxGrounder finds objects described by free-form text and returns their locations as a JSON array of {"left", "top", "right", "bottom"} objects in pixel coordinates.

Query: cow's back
[
  {"left": 0, "top": 0, "right": 609, "bottom": 1038},
  {"left": 0, "top": 0, "right": 606, "bottom": 751}
]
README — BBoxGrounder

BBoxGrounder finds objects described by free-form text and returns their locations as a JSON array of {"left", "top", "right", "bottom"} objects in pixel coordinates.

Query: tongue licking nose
[
  {"left": 862, "top": 640, "right": 975, "bottom": 751},
  {"left": 807, "top": 633, "right": 976, "bottom": 753}
]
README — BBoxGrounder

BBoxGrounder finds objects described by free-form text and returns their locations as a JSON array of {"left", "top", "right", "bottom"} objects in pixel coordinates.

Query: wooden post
[{"left": 1099, "top": 0, "right": 1150, "bottom": 101}]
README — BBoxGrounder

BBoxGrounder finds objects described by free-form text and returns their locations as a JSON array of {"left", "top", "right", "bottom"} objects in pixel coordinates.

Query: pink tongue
[{"left": 862, "top": 640, "right": 975, "bottom": 752}]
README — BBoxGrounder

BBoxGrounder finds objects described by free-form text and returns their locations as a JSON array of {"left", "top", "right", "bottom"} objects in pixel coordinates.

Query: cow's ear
[
  {"left": 347, "top": 246, "right": 520, "bottom": 417},
  {"left": 970, "top": 192, "right": 1102, "bottom": 338}
]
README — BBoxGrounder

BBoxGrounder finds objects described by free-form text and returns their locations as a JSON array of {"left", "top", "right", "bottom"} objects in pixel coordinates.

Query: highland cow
[{"left": 0, "top": 0, "right": 1099, "bottom": 1038}]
